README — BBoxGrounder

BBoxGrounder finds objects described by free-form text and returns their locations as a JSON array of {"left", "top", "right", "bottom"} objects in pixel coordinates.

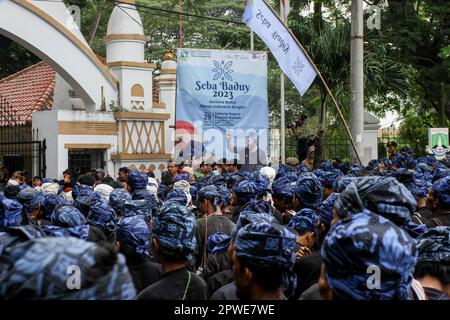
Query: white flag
[
  {"left": 280, "top": 0, "right": 290, "bottom": 20},
  {"left": 243, "top": 0, "right": 316, "bottom": 96}
]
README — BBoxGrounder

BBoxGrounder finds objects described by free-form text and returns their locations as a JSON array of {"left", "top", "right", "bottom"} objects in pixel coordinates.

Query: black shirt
[
  {"left": 432, "top": 210, "right": 450, "bottom": 226},
  {"left": 292, "top": 251, "right": 322, "bottom": 300},
  {"left": 195, "top": 215, "right": 235, "bottom": 269},
  {"left": 207, "top": 269, "right": 234, "bottom": 298},
  {"left": 137, "top": 267, "right": 208, "bottom": 300},
  {"left": 125, "top": 256, "right": 163, "bottom": 294},
  {"left": 204, "top": 251, "right": 231, "bottom": 281},
  {"left": 210, "top": 281, "right": 238, "bottom": 300},
  {"left": 299, "top": 283, "right": 323, "bottom": 300}
]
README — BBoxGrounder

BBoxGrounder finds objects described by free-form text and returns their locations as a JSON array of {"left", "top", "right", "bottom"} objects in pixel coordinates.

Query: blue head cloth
[
  {"left": 432, "top": 176, "right": 450, "bottom": 209},
  {"left": 349, "top": 164, "right": 363, "bottom": 175},
  {"left": 51, "top": 205, "right": 87, "bottom": 228},
  {"left": 272, "top": 176, "right": 294, "bottom": 198},
  {"left": 393, "top": 168, "right": 416, "bottom": 195},
  {"left": 67, "top": 225, "right": 91, "bottom": 240},
  {"left": 197, "top": 185, "right": 221, "bottom": 206},
  {"left": 123, "top": 199, "right": 152, "bottom": 222},
  {"left": 293, "top": 173, "right": 323, "bottom": 209},
  {"left": 322, "top": 210, "right": 417, "bottom": 300},
  {"left": 401, "top": 146, "right": 413, "bottom": 155},
  {"left": 166, "top": 188, "right": 188, "bottom": 205},
  {"left": 42, "top": 194, "right": 67, "bottom": 221},
  {"left": 41, "top": 178, "right": 55, "bottom": 184},
  {"left": 415, "top": 179, "right": 432, "bottom": 199},
  {"left": 332, "top": 176, "right": 357, "bottom": 193},
  {"left": 116, "top": 215, "right": 151, "bottom": 257},
  {"left": 173, "top": 173, "right": 190, "bottom": 183},
  {"left": 232, "top": 180, "right": 260, "bottom": 204},
  {"left": 232, "top": 211, "right": 275, "bottom": 241},
  {"left": 217, "top": 185, "right": 232, "bottom": 207},
  {"left": 297, "top": 163, "right": 311, "bottom": 173},
  {"left": 0, "top": 237, "right": 136, "bottom": 300},
  {"left": 334, "top": 176, "right": 416, "bottom": 226},
  {"left": 73, "top": 190, "right": 102, "bottom": 216},
  {"left": 337, "top": 163, "right": 350, "bottom": 174},
  {"left": 368, "top": 159, "right": 380, "bottom": 170},
  {"left": 252, "top": 171, "right": 270, "bottom": 191},
  {"left": 288, "top": 209, "right": 319, "bottom": 233},
  {"left": 312, "top": 169, "right": 325, "bottom": 180},
  {"left": 71, "top": 184, "right": 92, "bottom": 200},
  {"left": 109, "top": 188, "right": 132, "bottom": 214},
  {"left": 0, "top": 194, "right": 23, "bottom": 230},
  {"left": 40, "top": 225, "right": 72, "bottom": 238},
  {"left": 16, "top": 187, "right": 45, "bottom": 213},
  {"left": 207, "top": 173, "right": 228, "bottom": 187},
  {"left": 241, "top": 199, "right": 274, "bottom": 216},
  {"left": 317, "top": 192, "right": 340, "bottom": 225},
  {"left": 432, "top": 167, "right": 450, "bottom": 183},
  {"left": 206, "top": 232, "right": 231, "bottom": 253},
  {"left": 157, "top": 184, "right": 170, "bottom": 202},
  {"left": 189, "top": 186, "right": 198, "bottom": 202},
  {"left": 127, "top": 172, "right": 148, "bottom": 190},
  {"left": 416, "top": 226, "right": 450, "bottom": 262},
  {"left": 152, "top": 202, "right": 196, "bottom": 259},
  {"left": 320, "top": 161, "right": 334, "bottom": 172},
  {"left": 391, "top": 159, "right": 405, "bottom": 169},
  {"left": 235, "top": 221, "right": 297, "bottom": 298},
  {"left": 132, "top": 189, "right": 158, "bottom": 212},
  {"left": 87, "top": 199, "right": 118, "bottom": 234},
  {"left": 322, "top": 169, "right": 344, "bottom": 189}
]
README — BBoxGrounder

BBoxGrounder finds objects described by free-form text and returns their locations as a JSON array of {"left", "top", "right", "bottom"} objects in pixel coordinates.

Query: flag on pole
[
  {"left": 280, "top": 0, "right": 290, "bottom": 20},
  {"left": 243, "top": 0, "right": 316, "bottom": 96}
]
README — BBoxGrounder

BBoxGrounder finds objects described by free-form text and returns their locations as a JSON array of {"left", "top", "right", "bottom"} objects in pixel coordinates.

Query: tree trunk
[{"left": 87, "top": 3, "right": 104, "bottom": 45}]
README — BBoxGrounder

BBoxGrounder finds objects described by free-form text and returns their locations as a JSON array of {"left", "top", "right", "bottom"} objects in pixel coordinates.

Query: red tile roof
[{"left": 0, "top": 61, "right": 55, "bottom": 126}]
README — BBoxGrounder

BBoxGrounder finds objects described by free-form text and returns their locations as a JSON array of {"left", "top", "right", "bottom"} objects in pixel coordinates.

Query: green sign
[{"left": 429, "top": 128, "right": 449, "bottom": 147}]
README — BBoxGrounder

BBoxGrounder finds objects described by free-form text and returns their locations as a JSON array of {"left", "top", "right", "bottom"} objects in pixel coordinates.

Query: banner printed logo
[{"left": 212, "top": 60, "right": 234, "bottom": 81}]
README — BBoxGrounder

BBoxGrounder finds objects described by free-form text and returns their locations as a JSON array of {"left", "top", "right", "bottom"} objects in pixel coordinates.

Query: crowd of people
[{"left": 0, "top": 141, "right": 449, "bottom": 300}]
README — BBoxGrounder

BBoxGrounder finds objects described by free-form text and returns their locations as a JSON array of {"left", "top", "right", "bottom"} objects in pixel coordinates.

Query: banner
[
  {"left": 175, "top": 48, "right": 269, "bottom": 168},
  {"left": 428, "top": 128, "right": 449, "bottom": 160},
  {"left": 243, "top": 0, "right": 316, "bottom": 96}
]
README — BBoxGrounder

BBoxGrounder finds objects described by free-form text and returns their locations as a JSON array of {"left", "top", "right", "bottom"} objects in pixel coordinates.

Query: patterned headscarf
[
  {"left": 42, "top": 194, "right": 67, "bottom": 221},
  {"left": 206, "top": 232, "right": 231, "bottom": 253},
  {"left": 322, "top": 210, "right": 417, "bottom": 300},
  {"left": 322, "top": 170, "right": 344, "bottom": 189},
  {"left": 197, "top": 185, "right": 221, "bottom": 207},
  {"left": 152, "top": 202, "right": 196, "bottom": 259},
  {"left": 123, "top": 199, "right": 152, "bottom": 222},
  {"left": 232, "top": 180, "right": 261, "bottom": 204},
  {"left": 116, "top": 215, "right": 151, "bottom": 257},
  {"left": 73, "top": 191, "right": 102, "bottom": 216},
  {"left": 235, "top": 222, "right": 297, "bottom": 298},
  {"left": 87, "top": 199, "right": 118, "bottom": 234},
  {"left": 109, "top": 188, "right": 132, "bottom": 214},
  {"left": 166, "top": 188, "right": 189, "bottom": 206},
  {"left": 16, "top": 187, "right": 45, "bottom": 213},
  {"left": 232, "top": 211, "right": 275, "bottom": 241},
  {"left": 332, "top": 176, "right": 357, "bottom": 193},
  {"left": 320, "top": 161, "right": 334, "bottom": 172},
  {"left": 127, "top": 172, "right": 149, "bottom": 190},
  {"left": 416, "top": 226, "right": 450, "bottom": 262},
  {"left": 433, "top": 168, "right": 450, "bottom": 183},
  {"left": 241, "top": 199, "right": 274, "bottom": 216},
  {"left": 51, "top": 205, "right": 87, "bottom": 228},
  {"left": 0, "top": 194, "right": 23, "bottom": 230},
  {"left": 71, "top": 184, "right": 93, "bottom": 200},
  {"left": 431, "top": 176, "right": 450, "bottom": 209},
  {"left": 272, "top": 176, "right": 294, "bottom": 199},
  {"left": 293, "top": 173, "right": 323, "bottom": 209},
  {"left": 0, "top": 237, "right": 136, "bottom": 300},
  {"left": 415, "top": 179, "right": 432, "bottom": 199},
  {"left": 316, "top": 192, "right": 340, "bottom": 226},
  {"left": 288, "top": 210, "right": 319, "bottom": 233}
]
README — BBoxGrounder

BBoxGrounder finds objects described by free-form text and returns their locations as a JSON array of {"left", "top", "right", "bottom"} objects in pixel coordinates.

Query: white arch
[{"left": 0, "top": 0, "right": 118, "bottom": 110}]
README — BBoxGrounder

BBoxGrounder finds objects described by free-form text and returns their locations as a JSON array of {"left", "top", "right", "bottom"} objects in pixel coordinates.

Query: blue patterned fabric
[
  {"left": 320, "top": 161, "right": 334, "bottom": 172},
  {"left": 206, "top": 232, "right": 231, "bottom": 253},
  {"left": 367, "top": 160, "right": 380, "bottom": 170},
  {"left": 42, "top": 194, "right": 67, "bottom": 221},
  {"left": 332, "top": 176, "right": 357, "bottom": 193},
  {"left": 123, "top": 199, "right": 152, "bottom": 222},
  {"left": 293, "top": 173, "right": 323, "bottom": 209},
  {"left": 234, "top": 221, "right": 297, "bottom": 297},
  {"left": 87, "top": 199, "right": 117, "bottom": 234},
  {"left": 41, "top": 178, "right": 55, "bottom": 184},
  {"left": 127, "top": 172, "right": 149, "bottom": 190},
  {"left": 67, "top": 225, "right": 91, "bottom": 240},
  {"left": 197, "top": 185, "right": 221, "bottom": 207},
  {"left": 322, "top": 170, "right": 344, "bottom": 188},
  {"left": 288, "top": 209, "right": 319, "bottom": 233},
  {"left": 109, "top": 189, "right": 132, "bottom": 214},
  {"left": 51, "top": 205, "right": 87, "bottom": 228},
  {"left": 416, "top": 226, "right": 450, "bottom": 262},
  {"left": 415, "top": 179, "right": 432, "bottom": 199},
  {"left": 232, "top": 211, "right": 275, "bottom": 241},
  {"left": 157, "top": 184, "right": 170, "bottom": 202},
  {"left": 316, "top": 193, "right": 340, "bottom": 225},
  {"left": 432, "top": 167, "right": 450, "bottom": 183},
  {"left": 432, "top": 176, "right": 450, "bottom": 208},
  {"left": 116, "top": 215, "right": 151, "bottom": 257},
  {"left": 16, "top": 187, "right": 45, "bottom": 213},
  {"left": 0, "top": 194, "right": 23, "bottom": 230},
  {"left": 401, "top": 146, "right": 413, "bottom": 156},
  {"left": 0, "top": 237, "right": 136, "bottom": 300},
  {"left": 241, "top": 199, "right": 274, "bottom": 216},
  {"left": 71, "top": 184, "right": 92, "bottom": 200},
  {"left": 393, "top": 168, "right": 416, "bottom": 195},
  {"left": 152, "top": 202, "right": 196, "bottom": 259},
  {"left": 232, "top": 180, "right": 261, "bottom": 204},
  {"left": 73, "top": 190, "right": 101, "bottom": 216},
  {"left": 321, "top": 210, "right": 417, "bottom": 300},
  {"left": 166, "top": 188, "right": 189, "bottom": 205},
  {"left": 272, "top": 177, "right": 294, "bottom": 198},
  {"left": 297, "top": 163, "right": 310, "bottom": 173}
]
